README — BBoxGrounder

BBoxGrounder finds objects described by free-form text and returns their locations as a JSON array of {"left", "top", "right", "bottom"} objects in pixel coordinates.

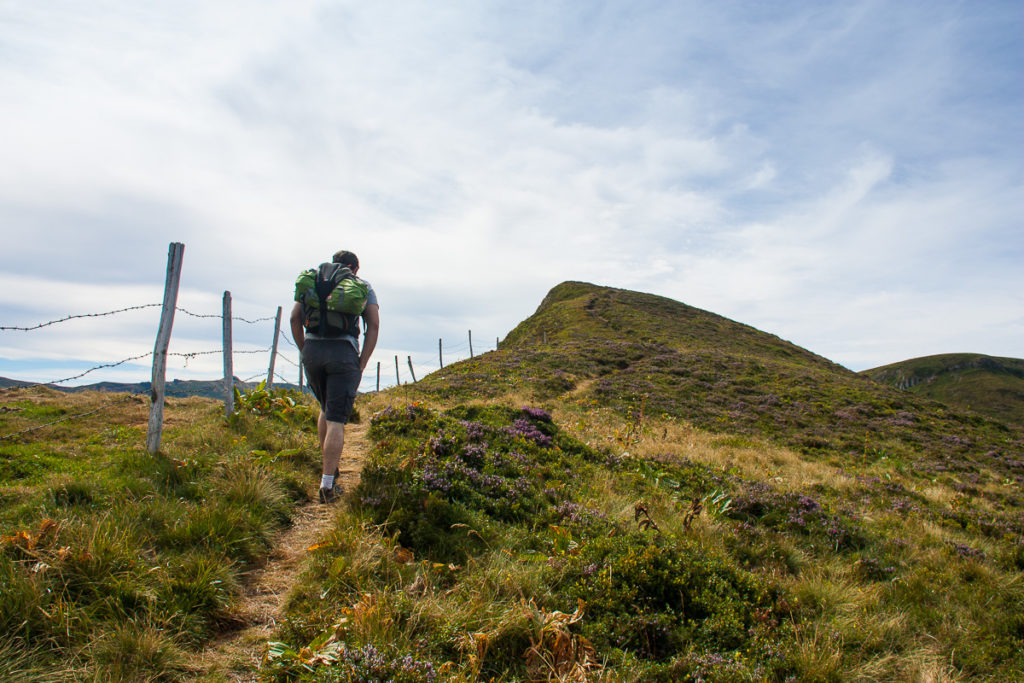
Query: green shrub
[
  {"left": 557, "top": 533, "right": 780, "bottom": 660},
  {"left": 231, "top": 382, "right": 318, "bottom": 428}
]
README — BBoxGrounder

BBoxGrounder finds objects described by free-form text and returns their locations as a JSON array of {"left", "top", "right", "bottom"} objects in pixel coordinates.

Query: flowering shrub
[
  {"left": 521, "top": 405, "right": 553, "bottom": 422},
  {"left": 503, "top": 418, "right": 553, "bottom": 448},
  {"left": 727, "top": 483, "right": 865, "bottom": 551},
  {"left": 355, "top": 404, "right": 598, "bottom": 560},
  {"left": 317, "top": 644, "right": 439, "bottom": 682},
  {"left": 557, "top": 532, "right": 783, "bottom": 661},
  {"left": 265, "top": 639, "right": 439, "bottom": 682},
  {"left": 368, "top": 402, "right": 435, "bottom": 437},
  {"left": 947, "top": 541, "right": 985, "bottom": 560}
]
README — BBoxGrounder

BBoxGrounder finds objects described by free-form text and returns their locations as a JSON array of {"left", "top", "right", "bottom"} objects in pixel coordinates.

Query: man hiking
[{"left": 291, "top": 250, "right": 379, "bottom": 503}]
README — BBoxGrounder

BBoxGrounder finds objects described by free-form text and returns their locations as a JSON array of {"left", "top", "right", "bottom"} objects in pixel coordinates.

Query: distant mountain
[
  {"left": 0, "top": 377, "right": 36, "bottom": 390},
  {"left": 0, "top": 376, "right": 302, "bottom": 399},
  {"left": 863, "top": 353, "right": 1024, "bottom": 426}
]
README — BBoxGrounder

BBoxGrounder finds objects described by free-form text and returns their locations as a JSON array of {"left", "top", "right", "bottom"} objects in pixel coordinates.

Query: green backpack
[{"left": 294, "top": 263, "right": 369, "bottom": 338}]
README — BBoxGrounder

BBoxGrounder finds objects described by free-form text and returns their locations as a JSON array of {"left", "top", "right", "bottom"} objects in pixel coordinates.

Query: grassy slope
[
  {"left": 863, "top": 353, "right": 1024, "bottom": 426},
  {"left": 266, "top": 282, "right": 1023, "bottom": 682},
  {"left": 0, "top": 385, "right": 321, "bottom": 681}
]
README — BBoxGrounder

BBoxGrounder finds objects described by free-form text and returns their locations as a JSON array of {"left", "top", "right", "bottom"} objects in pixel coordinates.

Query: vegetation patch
[
  {"left": 275, "top": 402, "right": 804, "bottom": 681},
  {"left": 0, "top": 386, "right": 319, "bottom": 680}
]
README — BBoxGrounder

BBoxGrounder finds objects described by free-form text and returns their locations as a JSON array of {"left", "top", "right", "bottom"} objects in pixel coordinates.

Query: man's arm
[
  {"left": 289, "top": 303, "right": 306, "bottom": 352},
  {"left": 359, "top": 304, "right": 379, "bottom": 372}
]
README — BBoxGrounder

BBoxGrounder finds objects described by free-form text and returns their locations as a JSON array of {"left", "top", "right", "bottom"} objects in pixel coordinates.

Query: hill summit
[{"left": 415, "top": 281, "right": 1023, "bottom": 481}]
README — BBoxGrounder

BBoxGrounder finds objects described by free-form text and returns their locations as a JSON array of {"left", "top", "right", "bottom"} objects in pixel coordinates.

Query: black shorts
[{"left": 302, "top": 339, "right": 361, "bottom": 423}]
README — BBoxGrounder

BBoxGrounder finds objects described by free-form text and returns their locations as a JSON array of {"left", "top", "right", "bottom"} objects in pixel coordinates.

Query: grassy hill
[
  {"left": 413, "top": 282, "right": 1022, "bottom": 482},
  {"left": 863, "top": 353, "right": 1024, "bottom": 426},
  {"left": 2, "top": 281, "right": 1022, "bottom": 681}
]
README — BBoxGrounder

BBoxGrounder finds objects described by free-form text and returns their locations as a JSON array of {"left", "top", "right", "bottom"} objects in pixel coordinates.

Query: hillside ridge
[
  {"left": 864, "top": 352, "right": 1024, "bottom": 426},
  {"left": 413, "top": 281, "right": 1023, "bottom": 481}
]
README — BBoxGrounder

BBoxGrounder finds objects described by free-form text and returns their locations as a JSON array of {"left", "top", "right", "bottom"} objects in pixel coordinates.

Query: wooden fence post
[
  {"left": 147, "top": 242, "right": 185, "bottom": 454},
  {"left": 222, "top": 291, "right": 233, "bottom": 418},
  {"left": 469, "top": 330, "right": 474, "bottom": 358},
  {"left": 266, "top": 306, "right": 282, "bottom": 389},
  {"left": 408, "top": 356, "right": 417, "bottom": 383},
  {"left": 395, "top": 355, "right": 401, "bottom": 385},
  {"left": 299, "top": 363, "right": 304, "bottom": 391},
  {"left": 376, "top": 361, "right": 380, "bottom": 392},
  {"left": 439, "top": 338, "right": 443, "bottom": 368}
]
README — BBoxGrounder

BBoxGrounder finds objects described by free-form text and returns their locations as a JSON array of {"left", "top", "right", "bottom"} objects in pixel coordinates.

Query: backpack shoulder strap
[{"left": 314, "top": 263, "right": 339, "bottom": 336}]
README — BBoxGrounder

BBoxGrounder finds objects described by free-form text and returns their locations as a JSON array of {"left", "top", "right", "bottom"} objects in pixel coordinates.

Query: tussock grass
[
  {"left": 88, "top": 619, "right": 188, "bottom": 682},
  {"left": 0, "top": 638, "right": 67, "bottom": 683}
]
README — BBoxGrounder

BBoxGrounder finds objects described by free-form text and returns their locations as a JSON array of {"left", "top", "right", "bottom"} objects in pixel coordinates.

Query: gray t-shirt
[{"left": 306, "top": 280, "right": 378, "bottom": 352}]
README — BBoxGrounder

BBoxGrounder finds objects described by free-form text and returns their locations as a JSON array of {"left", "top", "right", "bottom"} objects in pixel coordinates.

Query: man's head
[{"left": 332, "top": 250, "right": 359, "bottom": 272}]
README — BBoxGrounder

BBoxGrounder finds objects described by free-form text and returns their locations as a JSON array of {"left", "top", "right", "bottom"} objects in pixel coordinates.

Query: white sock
[{"left": 321, "top": 474, "right": 334, "bottom": 489}]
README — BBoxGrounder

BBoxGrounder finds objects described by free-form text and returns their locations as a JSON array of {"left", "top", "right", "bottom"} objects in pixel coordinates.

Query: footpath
[{"left": 188, "top": 421, "right": 370, "bottom": 681}]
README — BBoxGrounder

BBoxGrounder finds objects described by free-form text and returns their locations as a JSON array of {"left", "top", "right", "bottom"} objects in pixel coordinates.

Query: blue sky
[{"left": 1, "top": 1, "right": 1021, "bottom": 391}]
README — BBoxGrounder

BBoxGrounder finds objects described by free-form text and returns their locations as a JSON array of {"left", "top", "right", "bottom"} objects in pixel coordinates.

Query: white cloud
[{"left": 1, "top": 1, "right": 1021, "bottom": 385}]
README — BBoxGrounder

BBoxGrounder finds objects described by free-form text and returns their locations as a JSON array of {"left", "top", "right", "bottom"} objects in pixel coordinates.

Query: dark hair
[{"left": 332, "top": 250, "right": 359, "bottom": 270}]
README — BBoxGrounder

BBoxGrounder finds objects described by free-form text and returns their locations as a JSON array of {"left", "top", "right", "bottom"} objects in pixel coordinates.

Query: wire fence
[
  {"left": 0, "top": 294, "right": 305, "bottom": 443},
  {"left": 1, "top": 304, "right": 288, "bottom": 387},
  {"left": 2, "top": 296, "right": 503, "bottom": 439},
  {"left": 1, "top": 302, "right": 500, "bottom": 393}
]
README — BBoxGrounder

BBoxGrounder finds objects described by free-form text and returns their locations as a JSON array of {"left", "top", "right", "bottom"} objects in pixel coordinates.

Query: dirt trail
[{"left": 189, "top": 421, "right": 370, "bottom": 681}]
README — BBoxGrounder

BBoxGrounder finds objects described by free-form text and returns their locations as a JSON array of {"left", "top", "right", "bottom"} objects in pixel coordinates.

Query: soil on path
[{"left": 189, "top": 421, "right": 370, "bottom": 681}]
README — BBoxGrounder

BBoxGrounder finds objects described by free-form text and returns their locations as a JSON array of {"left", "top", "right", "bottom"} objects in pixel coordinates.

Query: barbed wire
[
  {"left": 0, "top": 304, "right": 162, "bottom": 331},
  {"left": 47, "top": 352, "right": 154, "bottom": 385},
  {"left": 177, "top": 309, "right": 274, "bottom": 325},
  {"left": 273, "top": 371, "right": 297, "bottom": 386},
  {"left": 175, "top": 308, "right": 221, "bottom": 320},
  {"left": 167, "top": 348, "right": 267, "bottom": 359},
  {"left": 13, "top": 346, "right": 273, "bottom": 387},
  {"left": 278, "top": 329, "right": 298, "bottom": 349},
  {"left": 233, "top": 314, "right": 276, "bottom": 324},
  {"left": 169, "top": 349, "right": 221, "bottom": 360},
  {"left": 2, "top": 304, "right": 276, "bottom": 333},
  {"left": 275, "top": 352, "right": 301, "bottom": 368}
]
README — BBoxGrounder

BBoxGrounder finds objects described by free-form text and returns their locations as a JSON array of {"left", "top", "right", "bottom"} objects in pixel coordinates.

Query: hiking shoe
[{"left": 318, "top": 486, "right": 340, "bottom": 504}]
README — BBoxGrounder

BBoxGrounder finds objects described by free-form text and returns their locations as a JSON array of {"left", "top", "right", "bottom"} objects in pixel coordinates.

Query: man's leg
[
  {"left": 317, "top": 343, "right": 359, "bottom": 502},
  {"left": 322, "top": 419, "right": 345, "bottom": 477},
  {"left": 318, "top": 411, "right": 328, "bottom": 451}
]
